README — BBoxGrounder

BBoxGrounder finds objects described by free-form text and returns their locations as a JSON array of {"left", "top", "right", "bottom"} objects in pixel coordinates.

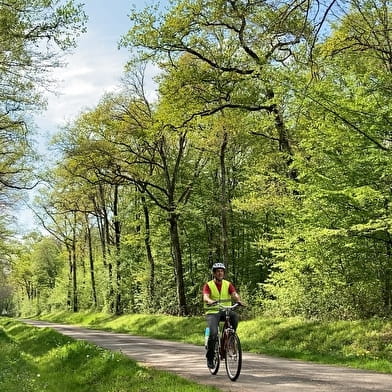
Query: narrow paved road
[{"left": 21, "top": 319, "right": 392, "bottom": 392}]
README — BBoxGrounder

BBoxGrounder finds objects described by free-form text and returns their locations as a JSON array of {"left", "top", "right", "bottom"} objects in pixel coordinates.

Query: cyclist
[{"left": 202, "top": 262, "right": 243, "bottom": 369}]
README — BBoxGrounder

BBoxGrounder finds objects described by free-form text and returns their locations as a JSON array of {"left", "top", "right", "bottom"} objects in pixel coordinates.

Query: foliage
[
  {"left": 0, "top": 0, "right": 87, "bottom": 191},
  {"left": 0, "top": 1, "right": 87, "bottom": 308},
  {"left": 5, "top": 0, "right": 392, "bottom": 321}
]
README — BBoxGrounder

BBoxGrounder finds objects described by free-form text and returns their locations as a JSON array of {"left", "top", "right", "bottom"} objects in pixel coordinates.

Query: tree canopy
[{"left": 3, "top": 0, "right": 392, "bottom": 320}]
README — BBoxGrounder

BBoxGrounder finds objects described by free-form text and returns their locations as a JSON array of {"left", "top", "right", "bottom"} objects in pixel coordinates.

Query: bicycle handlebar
[{"left": 207, "top": 301, "right": 244, "bottom": 309}]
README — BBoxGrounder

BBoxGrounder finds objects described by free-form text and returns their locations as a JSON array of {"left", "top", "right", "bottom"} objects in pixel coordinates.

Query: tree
[
  {"left": 10, "top": 0, "right": 392, "bottom": 320},
  {"left": 0, "top": 227, "right": 17, "bottom": 315},
  {"left": 0, "top": 0, "right": 87, "bottom": 114},
  {"left": 0, "top": 4, "right": 86, "bottom": 306},
  {"left": 122, "top": 0, "right": 319, "bottom": 154},
  {"left": 119, "top": 0, "right": 316, "bottom": 290},
  {"left": 0, "top": 0, "right": 87, "bottom": 223},
  {"left": 262, "top": 0, "right": 392, "bottom": 318}
]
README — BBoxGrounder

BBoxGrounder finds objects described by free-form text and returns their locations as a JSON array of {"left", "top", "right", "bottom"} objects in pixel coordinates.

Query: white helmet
[{"left": 212, "top": 262, "right": 226, "bottom": 272}]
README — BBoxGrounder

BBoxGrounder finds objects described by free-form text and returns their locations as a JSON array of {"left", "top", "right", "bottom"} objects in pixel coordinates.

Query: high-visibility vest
[{"left": 204, "top": 279, "right": 231, "bottom": 314}]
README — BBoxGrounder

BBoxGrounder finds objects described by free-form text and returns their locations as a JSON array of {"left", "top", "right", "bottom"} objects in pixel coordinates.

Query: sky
[
  {"left": 17, "top": 0, "right": 163, "bottom": 233},
  {"left": 35, "top": 0, "right": 148, "bottom": 149}
]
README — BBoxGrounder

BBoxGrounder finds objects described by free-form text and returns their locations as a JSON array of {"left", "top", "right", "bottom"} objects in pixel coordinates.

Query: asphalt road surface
[{"left": 21, "top": 319, "right": 392, "bottom": 392}]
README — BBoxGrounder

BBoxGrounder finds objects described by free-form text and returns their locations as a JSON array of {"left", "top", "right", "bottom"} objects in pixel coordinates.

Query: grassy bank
[
  {"left": 35, "top": 311, "right": 392, "bottom": 373},
  {"left": 0, "top": 318, "right": 220, "bottom": 392}
]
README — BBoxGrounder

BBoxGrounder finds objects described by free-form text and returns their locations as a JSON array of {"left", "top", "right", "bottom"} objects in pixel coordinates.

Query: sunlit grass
[
  {"left": 239, "top": 317, "right": 392, "bottom": 372},
  {"left": 0, "top": 318, "right": 220, "bottom": 392},
  {"left": 37, "top": 310, "right": 392, "bottom": 373},
  {"left": 40, "top": 310, "right": 207, "bottom": 345}
]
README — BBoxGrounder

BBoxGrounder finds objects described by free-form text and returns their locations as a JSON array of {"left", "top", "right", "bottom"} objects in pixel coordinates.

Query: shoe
[{"left": 207, "top": 359, "right": 214, "bottom": 369}]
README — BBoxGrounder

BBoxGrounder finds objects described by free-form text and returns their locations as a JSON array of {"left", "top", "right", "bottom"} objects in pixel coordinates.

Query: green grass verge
[
  {"left": 0, "top": 318, "right": 220, "bottom": 392},
  {"left": 35, "top": 310, "right": 392, "bottom": 373}
]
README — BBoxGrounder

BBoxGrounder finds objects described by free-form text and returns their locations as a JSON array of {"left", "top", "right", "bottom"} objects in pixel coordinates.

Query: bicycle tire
[
  {"left": 225, "top": 332, "right": 242, "bottom": 381},
  {"left": 209, "top": 339, "right": 220, "bottom": 375}
]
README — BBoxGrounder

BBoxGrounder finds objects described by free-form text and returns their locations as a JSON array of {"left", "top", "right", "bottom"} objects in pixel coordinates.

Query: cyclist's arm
[
  {"left": 231, "top": 291, "right": 241, "bottom": 303},
  {"left": 230, "top": 289, "right": 245, "bottom": 306},
  {"left": 203, "top": 284, "right": 217, "bottom": 305},
  {"left": 203, "top": 293, "right": 218, "bottom": 305}
]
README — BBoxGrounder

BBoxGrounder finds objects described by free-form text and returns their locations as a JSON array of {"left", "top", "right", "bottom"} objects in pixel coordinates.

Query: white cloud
[
  {"left": 34, "top": 0, "right": 163, "bottom": 134},
  {"left": 19, "top": 0, "right": 162, "bottom": 232}
]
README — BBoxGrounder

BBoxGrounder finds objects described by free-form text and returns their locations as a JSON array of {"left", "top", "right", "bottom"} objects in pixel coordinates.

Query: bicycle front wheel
[
  {"left": 209, "top": 339, "right": 220, "bottom": 375},
  {"left": 225, "top": 332, "right": 242, "bottom": 381}
]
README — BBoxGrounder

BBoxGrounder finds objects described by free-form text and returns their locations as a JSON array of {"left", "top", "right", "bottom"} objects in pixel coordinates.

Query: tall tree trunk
[
  {"left": 113, "top": 184, "right": 122, "bottom": 315},
  {"left": 99, "top": 183, "right": 112, "bottom": 256},
  {"left": 220, "top": 130, "right": 230, "bottom": 270},
  {"left": 66, "top": 244, "right": 72, "bottom": 310},
  {"left": 85, "top": 213, "right": 97, "bottom": 308},
  {"left": 266, "top": 88, "right": 297, "bottom": 180},
  {"left": 93, "top": 195, "right": 107, "bottom": 268},
  {"left": 71, "top": 216, "right": 78, "bottom": 312},
  {"left": 384, "top": 237, "right": 392, "bottom": 313},
  {"left": 142, "top": 193, "right": 155, "bottom": 303},
  {"left": 97, "top": 183, "right": 115, "bottom": 311},
  {"left": 168, "top": 210, "right": 188, "bottom": 316},
  {"left": 108, "top": 262, "right": 114, "bottom": 312}
]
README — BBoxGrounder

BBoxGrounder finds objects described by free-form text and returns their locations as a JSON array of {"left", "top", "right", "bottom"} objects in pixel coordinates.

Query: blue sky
[
  {"left": 19, "top": 0, "right": 164, "bottom": 233},
  {"left": 35, "top": 0, "right": 153, "bottom": 146}
]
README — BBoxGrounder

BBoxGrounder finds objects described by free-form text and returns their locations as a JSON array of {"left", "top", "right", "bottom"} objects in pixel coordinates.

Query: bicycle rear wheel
[
  {"left": 225, "top": 332, "right": 242, "bottom": 381},
  {"left": 208, "top": 339, "right": 220, "bottom": 375}
]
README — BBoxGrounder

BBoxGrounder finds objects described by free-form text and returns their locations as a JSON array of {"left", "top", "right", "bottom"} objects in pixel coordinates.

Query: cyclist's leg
[
  {"left": 206, "top": 313, "right": 220, "bottom": 361},
  {"left": 229, "top": 310, "right": 239, "bottom": 330}
]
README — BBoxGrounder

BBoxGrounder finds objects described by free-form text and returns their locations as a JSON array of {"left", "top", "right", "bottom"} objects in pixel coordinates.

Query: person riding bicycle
[{"left": 202, "top": 262, "right": 243, "bottom": 369}]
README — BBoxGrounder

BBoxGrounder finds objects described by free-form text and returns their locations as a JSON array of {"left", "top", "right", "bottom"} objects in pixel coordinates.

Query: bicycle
[{"left": 206, "top": 301, "right": 243, "bottom": 381}]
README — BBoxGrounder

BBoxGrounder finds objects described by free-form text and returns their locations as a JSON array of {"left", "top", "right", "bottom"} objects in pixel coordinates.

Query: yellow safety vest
[{"left": 204, "top": 279, "right": 231, "bottom": 314}]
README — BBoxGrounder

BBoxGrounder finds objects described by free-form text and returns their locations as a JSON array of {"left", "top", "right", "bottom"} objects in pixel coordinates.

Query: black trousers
[{"left": 205, "top": 310, "right": 239, "bottom": 360}]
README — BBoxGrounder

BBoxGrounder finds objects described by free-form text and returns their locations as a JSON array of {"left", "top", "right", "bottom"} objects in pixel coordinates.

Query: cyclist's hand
[
  {"left": 236, "top": 301, "right": 246, "bottom": 307},
  {"left": 208, "top": 300, "right": 218, "bottom": 306}
]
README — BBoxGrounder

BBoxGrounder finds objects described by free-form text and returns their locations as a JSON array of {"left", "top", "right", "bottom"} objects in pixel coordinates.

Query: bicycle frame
[{"left": 218, "top": 302, "right": 238, "bottom": 359}]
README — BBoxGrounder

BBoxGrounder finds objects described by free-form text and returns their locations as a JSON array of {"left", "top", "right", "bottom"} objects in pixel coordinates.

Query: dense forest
[{"left": 1, "top": 0, "right": 392, "bottom": 320}]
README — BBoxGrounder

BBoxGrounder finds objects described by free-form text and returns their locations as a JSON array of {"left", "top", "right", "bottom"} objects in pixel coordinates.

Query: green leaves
[{"left": 6, "top": 0, "right": 392, "bottom": 320}]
